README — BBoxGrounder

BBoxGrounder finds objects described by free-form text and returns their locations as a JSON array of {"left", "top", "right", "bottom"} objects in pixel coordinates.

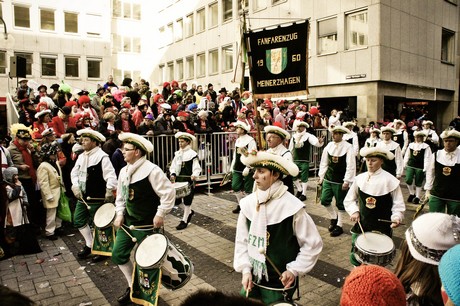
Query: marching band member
[
  {"left": 403, "top": 131, "right": 432, "bottom": 204},
  {"left": 344, "top": 146, "right": 405, "bottom": 266},
  {"left": 342, "top": 122, "right": 359, "bottom": 157},
  {"left": 288, "top": 121, "right": 324, "bottom": 201},
  {"left": 70, "top": 129, "right": 117, "bottom": 262},
  {"left": 318, "top": 126, "right": 356, "bottom": 237},
  {"left": 112, "top": 132, "right": 175, "bottom": 305},
  {"left": 170, "top": 132, "right": 201, "bottom": 230},
  {"left": 230, "top": 122, "right": 257, "bottom": 213},
  {"left": 392, "top": 119, "right": 409, "bottom": 156},
  {"left": 424, "top": 128, "right": 460, "bottom": 216},
  {"left": 234, "top": 150, "right": 322, "bottom": 305},
  {"left": 422, "top": 120, "right": 439, "bottom": 149},
  {"left": 377, "top": 127, "right": 403, "bottom": 179}
]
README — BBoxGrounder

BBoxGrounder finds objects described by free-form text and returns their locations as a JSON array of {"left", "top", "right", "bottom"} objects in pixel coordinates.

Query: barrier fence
[{"left": 145, "top": 129, "right": 330, "bottom": 190}]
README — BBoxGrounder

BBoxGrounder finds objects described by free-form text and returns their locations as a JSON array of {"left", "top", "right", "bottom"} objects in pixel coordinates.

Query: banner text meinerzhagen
[
  {"left": 256, "top": 77, "right": 301, "bottom": 87},
  {"left": 257, "top": 33, "right": 298, "bottom": 45}
]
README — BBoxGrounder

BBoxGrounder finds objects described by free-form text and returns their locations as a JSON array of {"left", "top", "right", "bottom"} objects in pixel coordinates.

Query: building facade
[{"left": 153, "top": 0, "right": 460, "bottom": 128}]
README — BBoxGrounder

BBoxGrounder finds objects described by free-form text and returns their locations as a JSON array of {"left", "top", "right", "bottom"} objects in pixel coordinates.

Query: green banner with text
[{"left": 245, "top": 21, "right": 309, "bottom": 98}]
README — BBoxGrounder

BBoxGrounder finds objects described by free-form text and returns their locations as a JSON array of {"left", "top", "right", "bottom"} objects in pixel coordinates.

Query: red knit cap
[
  {"left": 65, "top": 101, "right": 78, "bottom": 108},
  {"left": 171, "top": 80, "right": 178, "bottom": 87},
  {"left": 78, "top": 95, "right": 90, "bottom": 106},
  {"left": 340, "top": 265, "right": 406, "bottom": 306}
]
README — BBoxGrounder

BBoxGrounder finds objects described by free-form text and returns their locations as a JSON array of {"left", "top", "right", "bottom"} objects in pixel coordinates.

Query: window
[
  {"left": 186, "top": 56, "right": 194, "bottom": 79},
  {"left": 113, "top": 34, "right": 121, "bottom": 52},
  {"left": 86, "top": 14, "right": 102, "bottom": 36},
  {"left": 272, "top": 0, "right": 286, "bottom": 4},
  {"left": 65, "top": 57, "right": 79, "bottom": 77},
  {"left": 113, "top": 0, "right": 121, "bottom": 18},
  {"left": 197, "top": 53, "right": 205, "bottom": 77},
  {"left": 0, "top": 51, "right": 6, "bottom": 74},
  {"left": 175, "top": 19, "right": 183, "bottom": 41},
  {"left": 88, "top": 58, "right": 101, "bottom": 78},
  {"left": 14, "top": 6, "right": 30, "bottom": 28},
  {"left": 123, "top": 2, "right": 131, "bottom": 18},
  {"left": 346, "top": 10, "right": 368, "bottom": 50},
  {"left": 253, "top": 0, "right": 266, "bottom": 11},
  {"left": 40, "top": 9, "right": 55, "bottom": 31},
  {"left": 441, "top": 28, "right": 455, "bottom": 64},
  {"left": 209, "top": 50, "right": 218, "bottom": 74},
  {"left": 113, "top": 68, "right": 122, "bottom": 82},
  {"left": 223, "top": 0, "right": 232, "bottom": 22},
  {"left": 41, "top": 55, "right": 57, "bottom": 77},
  {"left": 222, "top": 45, "right": 233, "bottom": 72},
  {"left": 185, "top": 14, "right": 194, "bottom": 37},
  {"left": 209, "top": 2, "right": 218, "bottom": 28},
  {"left": 123, "top": 36, "right": 131, "bottom": 52},
  {"left": 132, "top": 3, "right": 141, "bottom": 20},
  {"left": 14, "top": 52, "right": 32, "bottom": 75},
  {"left": 65, "top": 12, "right": 78, "bottom": 33},
  {"left": 177, "top": 60, "right": 184, "bottom": 81},
  {"left": 167, "top": 23, "right": 173, "bottom": 45},
  {"left": 238, "top": 0, "right": 249, "bottom": 11},
  {"left": 133, "top": 37, "right": 141, "bottom": 53},
  {"left": 167, "top": 62, "right": 174, "bottom": 81},
  {"left": 197, "top": 8, "right": 205, "bottom": 33},
  {"left": 318, "top": 17, "right": 337, "bottom": 54}
]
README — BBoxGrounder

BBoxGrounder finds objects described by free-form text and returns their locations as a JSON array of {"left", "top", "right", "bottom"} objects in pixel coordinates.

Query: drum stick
[
  {"left": 87, "top": 196, "right": 105, "bottom": 201},
  {"left": 258, "top": 247, "right": 282, "bottom": 277},
  {"left": 378, "top": 219, "right": 406, "bottom": 226},
  {"left": 120, "top": 225, "right": 137, "bottom": 243},
  {"left": 129, "top": 224, "right": 154, "bottom": 230},
  {"left": 79, "top": 197, "right": 91, "bottom": 210},
  {"left": 357, "top": 220, "right": 366, "bottom": 239}
]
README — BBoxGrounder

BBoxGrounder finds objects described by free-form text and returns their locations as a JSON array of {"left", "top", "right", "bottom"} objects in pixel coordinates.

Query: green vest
[
  {"left": 248, "top": 215, "right": 299, "bottom": 288},
  {"left": 176, "top": 158, "right": 196, "bottom": 184},
  {"left": 432, "top": 155, "right": 460, "bottom": 200},
  {"left": 234, "top": 150, "right": 246, "bottom": 171},
  {"left": 292, "top": 141, "right": 311, "bottom": 162},
  {"left": 125, "top": 177, "right": 160, "bottom": 226},
  {"left": 382, "top": 149, "right": 397, "bottom": 176},
  {"left": 351, "top": 189, "right": 393, "bottom": 237},
  {"left": 407, "top": 148, "right": 426, "bottom": 169},
  {"left": 325, "top": 153, "right": 347, "bottom": 183}
]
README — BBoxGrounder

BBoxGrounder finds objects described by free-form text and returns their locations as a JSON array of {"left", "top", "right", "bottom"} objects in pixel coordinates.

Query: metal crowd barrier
[{"left": 144, "top": 128, "right": 330, "bottom": 190}]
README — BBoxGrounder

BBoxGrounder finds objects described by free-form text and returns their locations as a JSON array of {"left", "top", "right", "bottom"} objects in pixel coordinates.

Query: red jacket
[{"left": 51, "top": 116, "right": 77, "bottom": 137}]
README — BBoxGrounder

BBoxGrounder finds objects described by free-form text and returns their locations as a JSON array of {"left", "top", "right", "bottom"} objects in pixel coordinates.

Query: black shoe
[
  {"left": 187, "top": 210, "right": 195, "bottom": 223},
  {"left": 232, "top": 206, "right": 241, "bottom": 214},
  {"left": 298, "top": 195, "right": 307, "bottom": 201},
  {"left": 330, "top": 226, "right": 344, "bottom": 237},
  {"left": 328, "top": 218, "right": 338, "bottom": 232},
  {"left": 46, "top": 235, "right": 58, "bottom": 241},
  {"left": 77, "top": 246, "right": 91, "bottom": 259},
  {"left": 91, "top": 255, "right": 107, "bottom": 263},
  {"left": 117, "top": 287, "right": 131, "bottom": 304},
  {"left": 55, "top": 227, "right": 65, "bottom": 236},
  {"left": 295, "top": 191, "right": 302, "bottom": 198},
  {"left": 413, "top": 197, "right": 420, "bottom": 204},
  {"left": 407, "top": 194, "right": 415, "bottom": 203},
  {"left": 176, "top": 221, "right": 188, "bottom": 230}
]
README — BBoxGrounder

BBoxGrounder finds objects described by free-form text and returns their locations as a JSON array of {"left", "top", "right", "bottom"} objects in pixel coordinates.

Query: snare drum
[
  {"left": 269, "top": 303, "right": 297, "bottom": 306},
  {"left": 135, "top": 234, "right": 169, "bottom": 269},
  {"left": 93, "top": 203, "right": 116, "bottom": 229},
  {"left": 161, "top": 242, "right": 194, "bottom": 290},
  {"left": 174, "top": 182, "right": 191, "bottom": 199},
  {"left": 353, "top": 232, "right": 395, "bottom": 266}
]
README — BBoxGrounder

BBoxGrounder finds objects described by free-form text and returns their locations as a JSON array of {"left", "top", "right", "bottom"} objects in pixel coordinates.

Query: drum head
[
  {"left": 93, "top": 203, "right": 116, "bottom": 228},
  {"left": 174, "top": 182, "right": 189, "bottom": 189},
  {"left": 356, "top": 232, "right": 394, "bottom": 254},
  {"left": 135, "top": 234, "right": 168, "bottom": 268}
]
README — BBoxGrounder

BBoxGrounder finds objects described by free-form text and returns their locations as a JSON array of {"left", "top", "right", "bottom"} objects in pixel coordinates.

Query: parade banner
[{"left": 245, "top": 21, "right": 309, "bottom": 98}]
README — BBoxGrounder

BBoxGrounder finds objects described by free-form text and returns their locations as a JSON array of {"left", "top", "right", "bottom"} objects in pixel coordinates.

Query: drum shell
[
  {"left": 161, "top": 242, "right": 194, "bottom": 290},
  {"left": 268, "top": 302, "right": 297, "bottom": 306},
  {"left": 174, "top": 182, "right": 191, "bottom": 199},
  {"left": 353, "top": 232, "right": 395, "bottom": 266}
]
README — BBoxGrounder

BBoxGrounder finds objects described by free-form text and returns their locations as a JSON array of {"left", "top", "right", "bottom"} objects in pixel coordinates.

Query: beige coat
[{"left": 37, "top": 161, "right": 63, "bottom": 209}]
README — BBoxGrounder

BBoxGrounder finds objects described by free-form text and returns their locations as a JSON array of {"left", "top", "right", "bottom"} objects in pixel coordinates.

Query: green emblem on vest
[
  {"left": 266, "top": 48, "right": 287, "bottom": 75},
  {"left": 129, "top": 188, "right": 134, "bottom": 201},
  {"left": 393, "top": 136, "right": 398, "bottom": 141},
  {"left": 365, "top": 197, "right": 377, "bottom": 209},
  {"left": 332, "top": 156, "right": 339, "bottom": 163},
  {"left": 413, "top": 150, "right": 419, "bottom": 156},
  {"left": 443, "top": 167, "right": 452, "bottom": 176}
]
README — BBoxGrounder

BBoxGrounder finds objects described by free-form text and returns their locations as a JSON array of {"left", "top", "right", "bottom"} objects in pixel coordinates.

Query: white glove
[
  {"left": 47, "top": 196, "right": 54, "bottom": 202},
  {"left": 424, "top": 190, "right": 431, "bottom": 201},
  {"left": 242, "top": 167, "right": 250, "bottom": 177},
  {"left": 71, "top": 185, "right": 82, "bottom": 199},
  {"left": 105, "top": 189, "right": 115, "bottom": 203}
]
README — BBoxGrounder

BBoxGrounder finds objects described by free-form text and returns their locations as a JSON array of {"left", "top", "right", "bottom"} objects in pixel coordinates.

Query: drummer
[
  {"left": 70, "top": 129, "right": 117, "bottom": 262},
  {"left": 169, "top": 132, "right": 201, "bottom": 230},
  {"left": 233, "top": 150, "right": 323, "bottom": 305},
  {"left": 112, "top": 132, "right": 175, "bottom": 305},
  {"left": 344, "top": 146, "right": 405, "bottom": 266}
]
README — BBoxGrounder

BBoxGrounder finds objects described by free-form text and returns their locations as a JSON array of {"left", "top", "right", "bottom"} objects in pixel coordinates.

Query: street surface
[{"left": 0, "top": 179, "right": 418, "bottom": 306}]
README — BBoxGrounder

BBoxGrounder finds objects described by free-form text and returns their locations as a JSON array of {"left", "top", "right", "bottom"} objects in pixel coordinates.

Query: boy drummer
[{"left": 344, "top": 147, "right": 405, "bottom": 266}]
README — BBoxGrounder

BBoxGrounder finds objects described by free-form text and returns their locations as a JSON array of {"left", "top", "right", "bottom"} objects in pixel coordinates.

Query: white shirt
[
  {"left": 267, "top": 143, "right": 293, "bottom": 161},
  {"left": 318, "top": 140, "right": 356, "bottom": 183}
]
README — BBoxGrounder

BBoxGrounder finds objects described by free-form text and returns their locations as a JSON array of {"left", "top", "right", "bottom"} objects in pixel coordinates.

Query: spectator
[
  {"left": 328, "top": 109, "right": 342, "bottom": 127},
  {"left": 204, "top": 83, "right": 217, "bottom": 103},
  {"left": 52, "top": 106, "right": 77, "bottom": 138},
  {"left": 161, "top": 82, "right": 171, "bottom": 102},
  {"left": 91, "top": 87, "right": 105, "bottom": 116},
  {"left": 438, "top": 244, "right": 460, "bottom": 306},
  {"left": 194, "top": 84, "right": 203, "bottom": 104},
  {"left": 137, "top": 113, "right": 155, "bottom": 136},
  {"left": 17, "top": 98, "right": 36, "bottom": 128},
  {"left": 173, "top": 111, "right": 195, "bottom": 135},
  {"left": 115, "top": 108, "right": 137, "bottom": 133},
  {"left": 103, "top": 75, "right": 118, "bottom": 91},
  {"left": 194, "top": 110, "right": 213, "bottom": 134},
  {"left": 154, "top": 110, "right": 174, "bottom": 135},
  {"left": 33, "top": 109, "right": 53, "bottom": 139}
]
